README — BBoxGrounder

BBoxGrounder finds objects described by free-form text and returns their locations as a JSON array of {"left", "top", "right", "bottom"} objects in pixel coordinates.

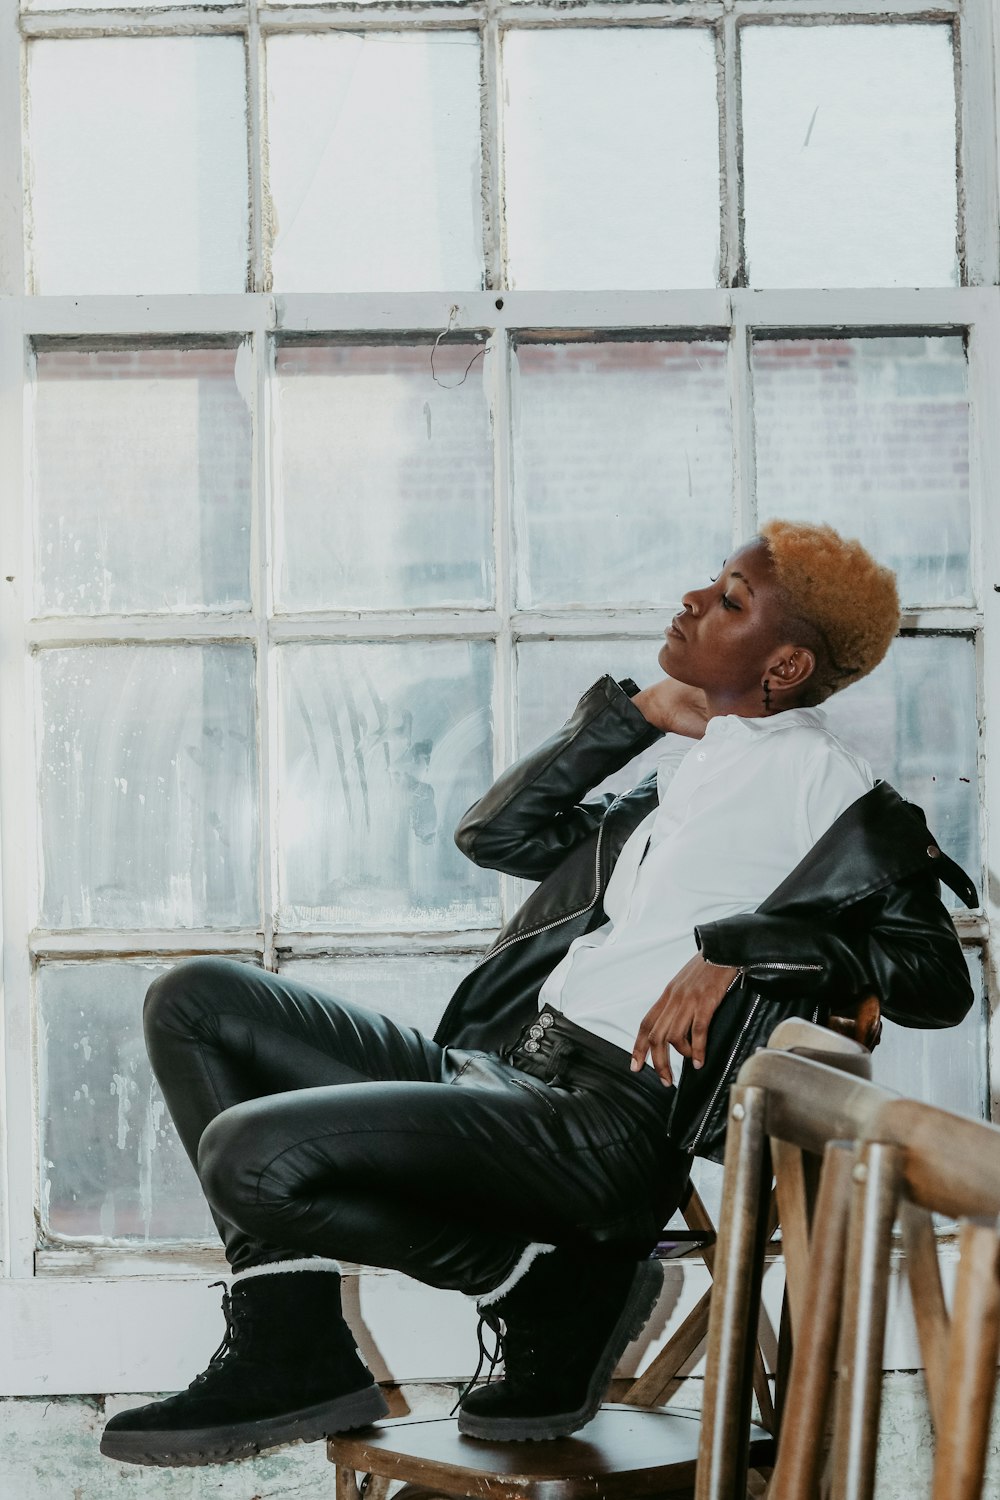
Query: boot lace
[
  {"left": 450, "top": 1309, "right": 504, "bottom": 1415},
  {"left": 190, "top": 1281, "right": 239, "bottom": 1388}
]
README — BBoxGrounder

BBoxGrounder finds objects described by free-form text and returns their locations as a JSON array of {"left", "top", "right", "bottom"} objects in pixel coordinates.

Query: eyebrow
[{"left": 729, "top": 569, "right": 755, "bottom": 597}]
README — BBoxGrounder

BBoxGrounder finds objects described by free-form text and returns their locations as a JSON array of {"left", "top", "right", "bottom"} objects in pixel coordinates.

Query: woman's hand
[
  {"left": 630, "top": 953, "right": 740, "bottom": 1086},
  {"left": 631, "top": 679, "right": 709, "bottom": 739}
]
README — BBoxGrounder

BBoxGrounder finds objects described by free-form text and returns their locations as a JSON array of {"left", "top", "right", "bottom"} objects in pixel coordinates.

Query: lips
[{"left": 668, "top": 618, "right": 686, "bottom": 641}]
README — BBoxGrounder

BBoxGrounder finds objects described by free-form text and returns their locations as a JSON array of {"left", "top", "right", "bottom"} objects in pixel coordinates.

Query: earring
[{"left": 762, "top": 679, "right": 772, "bottom": 713}]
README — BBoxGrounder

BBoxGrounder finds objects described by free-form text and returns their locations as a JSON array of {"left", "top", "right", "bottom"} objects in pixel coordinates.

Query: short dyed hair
[{"left": 759, "top": 519, "right": 900, "bottom": 706}]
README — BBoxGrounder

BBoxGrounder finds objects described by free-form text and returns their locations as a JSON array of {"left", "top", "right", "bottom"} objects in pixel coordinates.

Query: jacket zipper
[
  {"left": 464, "top": 820, "right": 608, "bottom": 978},
  {"left": 689, "top": 991, "right": 765, "bottom": 1152},
  {"left": 687, "top": 960, "right": 823, "bottom": 1152}
]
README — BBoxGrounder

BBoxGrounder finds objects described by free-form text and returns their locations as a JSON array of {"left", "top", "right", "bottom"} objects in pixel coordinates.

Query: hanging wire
[{"left": 430, "top": 304, "right": 487, "bottom": 390}]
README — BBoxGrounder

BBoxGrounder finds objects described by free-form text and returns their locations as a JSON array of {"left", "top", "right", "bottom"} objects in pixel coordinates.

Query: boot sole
[
  {"left": 100, "top": 1382, "right": 389, "bottom": 1467},
  {"left": 457, "top": 1257, "right": 664, "bottom": 1442}
]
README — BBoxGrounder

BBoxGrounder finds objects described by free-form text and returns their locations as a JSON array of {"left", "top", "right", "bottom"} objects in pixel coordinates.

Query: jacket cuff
[{"left": 695, "top": 914, "right": 873, "bottom": 998}]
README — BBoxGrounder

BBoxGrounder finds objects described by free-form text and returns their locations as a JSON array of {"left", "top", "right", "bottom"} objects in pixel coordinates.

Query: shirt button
[
  {"left": 523, "top": 1039, "right": 540, "bottom": 1054},
  {"left": 696, "top": 751, "right": 707, "bottom": 762}
]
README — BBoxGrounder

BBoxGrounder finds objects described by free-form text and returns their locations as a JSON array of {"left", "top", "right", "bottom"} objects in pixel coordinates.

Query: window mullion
[
  {"left": 255, "top": 323, "right": 279, "bottom": 969},
  {"left": 482, "top": 6, "right": 503, "bottom": 292},
  {"left": 966, "top": 303, "right": 1000, "bottom": 1123},
  {"left": 957, "top": 0, "right": 1000, "bottom": 286},
  {"left": 0, "top": 302, "right": 37, "bottom": 1279},
  {"left": 730, "top": 299, "right": 756, "bottom": 546},
  {"left": 247, "top": 0, "right": 266, "bottom": 294},
  {"left": 490, "top": 327, "right": 515, "bottom": 924}
]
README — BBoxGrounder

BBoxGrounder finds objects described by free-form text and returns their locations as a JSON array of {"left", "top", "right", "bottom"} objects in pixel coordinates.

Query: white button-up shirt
[{"left": 537, "top": 707, "right": 875, "bottom": 1059}]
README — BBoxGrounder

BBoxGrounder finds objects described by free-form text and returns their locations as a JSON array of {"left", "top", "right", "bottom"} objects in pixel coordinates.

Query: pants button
[
  {"left": 539, "top": 1012, "right": 554, "bottom": 1028},
  {"left": 523, "top": 1039, "right": 540, "bottom": 1054},
  {"left": 528, "top": 1024, "right": 544, "bottom": 1040}
]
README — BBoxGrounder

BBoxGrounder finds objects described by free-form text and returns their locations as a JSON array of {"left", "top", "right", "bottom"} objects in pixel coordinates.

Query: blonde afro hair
[{"left": 759, "top": 519, "right": 900, "bottom": 706}]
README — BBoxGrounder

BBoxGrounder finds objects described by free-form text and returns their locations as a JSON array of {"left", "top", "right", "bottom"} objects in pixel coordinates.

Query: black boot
[
  {"left": 100, "top": 1261, "right": 388, "bottom": 1466},
  {"left": 457, "top": 1247, "right": 663, "bottom": 1442}
]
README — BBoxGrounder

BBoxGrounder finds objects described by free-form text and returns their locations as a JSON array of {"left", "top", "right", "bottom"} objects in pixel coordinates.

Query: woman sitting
[{"left": 101, "top": 519, "right": 975, "bottom": 1467}]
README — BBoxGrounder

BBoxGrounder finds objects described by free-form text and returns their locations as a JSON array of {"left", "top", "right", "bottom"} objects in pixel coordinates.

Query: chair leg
[
  {"left": 695, "top": 1084, "right": 772, "bottom": 1500},
  {"left": 625, "top": 1286, "right": 712, "bottom": 1406},
  {"left": 830, "top": 1140, "right": 903, "bottom": 1500},
  {"left": 767, "top": 1141, "right": 855, "bottom": 1500},
  {"left": 931, "top": 1219, "right": 1000, "bottom": 1500},
  {"left": 336, "top": 1467, "right": 363, "bottom": 1500}
]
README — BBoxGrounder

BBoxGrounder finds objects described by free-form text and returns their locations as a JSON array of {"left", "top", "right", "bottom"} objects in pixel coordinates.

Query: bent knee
[
  {"left": 198, "top": 1103, "right": 267, "bottom": 1218},
  {"left": 143, "top": 956, "right": 245, "bottom": 1043}
]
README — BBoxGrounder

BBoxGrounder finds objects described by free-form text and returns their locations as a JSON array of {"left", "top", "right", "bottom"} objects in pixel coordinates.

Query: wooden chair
[
  {"left": 694, "top": 1038, "right": 898, "bottom": 1500},
  {"left": 829, "top": 1099, "right": 1000, "bottom": 1500},
  {"left": 329, "top": 1024, "right": 879, "bottom": 1500}
]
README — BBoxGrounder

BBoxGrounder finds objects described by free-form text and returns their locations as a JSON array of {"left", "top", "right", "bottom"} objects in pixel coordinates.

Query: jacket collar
[{"left": 758, "top": 780, "right": 979, "bottom": 915}]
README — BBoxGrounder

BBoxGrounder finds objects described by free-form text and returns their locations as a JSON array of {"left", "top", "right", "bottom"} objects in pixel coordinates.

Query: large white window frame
[{"left": 0, "top": 0, "right": 997, "bottom": 1395}]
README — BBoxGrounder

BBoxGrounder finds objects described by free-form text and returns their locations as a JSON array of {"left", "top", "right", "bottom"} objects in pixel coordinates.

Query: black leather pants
[{"left": 144, "top": 957, "right": 690, "bottom": 1292}]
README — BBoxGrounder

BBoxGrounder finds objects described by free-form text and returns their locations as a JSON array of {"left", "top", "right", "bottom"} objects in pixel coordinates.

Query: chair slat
[
  {"left": 767, "top": 1141, "right": 855, "bottom": 1500},
  {"left": 930, "top": 1219, "right": 1000, "bottom": 1500},
  {"left": 771, "top": 1139, "right": 810, "bottom": 1340},
  {"left": 899, "top": 1200, "right": 950, "bottom": 1434}
]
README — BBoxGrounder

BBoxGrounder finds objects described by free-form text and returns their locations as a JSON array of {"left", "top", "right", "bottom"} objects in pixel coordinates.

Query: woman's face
[{"left": 657, "top": 539, "right": 792, "bottom": 706}]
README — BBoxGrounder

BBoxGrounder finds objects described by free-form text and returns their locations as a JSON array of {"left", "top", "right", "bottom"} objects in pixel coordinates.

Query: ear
[{"left": 763, "top": 646, "right": 817, "bottom": 703}]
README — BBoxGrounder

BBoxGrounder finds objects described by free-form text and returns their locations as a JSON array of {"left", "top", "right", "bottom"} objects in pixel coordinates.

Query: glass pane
[
  {"left": 277, "top": 641, "right": 497, "bottom": 929},
  {"left": 37, "top": 962, "right": 218, "bottom": 1243},
  {"left": 38, "top": 646, "right": 259, "bottom": 929},
  {"left": 517, "top": 640, "right": 668, "bottom": 799},
  {"left": 821, "top": 636, "right": 979, "bottom": 904},
  {"left": 503, "top": 30, "right": 719, "bottom": 290},
  {"left": 267, "top": 35, "right": 483, "bottom": 293},
  {"left": 754, "top": 337, "right": 971, "bottom": 606},
  {"left": 275, "top": 345, "right": 493, "bottom": 611},
  {"left": 741, "top": 25, "right": 958, "bottom": 288},
  {"left": 871, "top": 951, "right": 986, "bottom": 1118},
  {"left": 33, "top": 346, "right": 252, "bottom": 616},
  {"left": 278, "top": 954, "right": 478, "bottom": 1037},
  {"left": 28, "top": 39, "right": 248, "bottom": 295},
  {"left": 513, "top": 341, "right": 731, "bottom": 607},
  {"left": 27, "top": 0, "right": 237, "bottom": 10}
]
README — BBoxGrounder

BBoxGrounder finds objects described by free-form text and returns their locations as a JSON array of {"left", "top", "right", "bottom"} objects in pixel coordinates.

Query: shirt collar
[{"left": 702, "top": 705, "right": 828, "bottom": 742}]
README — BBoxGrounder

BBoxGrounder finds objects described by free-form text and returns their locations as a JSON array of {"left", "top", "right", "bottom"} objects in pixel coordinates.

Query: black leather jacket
[{"left": 434, "top": 676, "right": 978, "bottom": 1161}]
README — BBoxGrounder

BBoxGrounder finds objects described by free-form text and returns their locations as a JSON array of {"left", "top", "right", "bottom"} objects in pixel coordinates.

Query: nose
[{"left": 679, "top": 584, "right": 708, "bottom": 616}]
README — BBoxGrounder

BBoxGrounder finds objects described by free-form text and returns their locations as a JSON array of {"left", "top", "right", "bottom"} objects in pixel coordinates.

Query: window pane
[
  {"left": 275, "top": 345, "right": 493, "bottom": 611},
  {"left": 278, "top": 954, "right": 477, "bottom": 1036},
  {"left": 754, "top": 337, "right": 971, "bottom": 607},
  {"left": 277, "top": 641, "right": 497, "bottom": 929},
  {"left": 33, "top": 347, "right": 252, "bottom": 616},
  {"left": 37, "top": 962, "right": 217, "bottom": 1244},
  {"left": 741, "top": 25, "right": 958, "bottom": 288},
  {"left": 28, "top": 39, "right": 248, "bottom": 294},
  {"left": 871, "top": 951, "right": 986, "bottom": 1118},
  {"left": 267, "top": 34, "right": 483, "bottom": 293},
  {"left": 39, "top": 646, "right": 259, "bottom": 929},
  {"left": 821, "top": 635, "right": 979, "bottom": 904},
  {"left": 513, "top": 341, "right": 731, "bottom": 607},
  {"left": 517, "top": 640, "right": 666, "bottom": 799},
  {"left": 503, "top": 30, "right": 720, "bottom": 290}
]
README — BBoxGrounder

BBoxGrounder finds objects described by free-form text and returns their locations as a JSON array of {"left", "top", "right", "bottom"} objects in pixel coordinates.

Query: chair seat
[{"left": 328, "top": 1404, "right": 775, "bottom": 1500}]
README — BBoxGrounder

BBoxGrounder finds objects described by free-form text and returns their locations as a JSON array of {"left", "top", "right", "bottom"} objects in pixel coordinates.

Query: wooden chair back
[
  {"left": 830, "top": 1099, "right": 1000, "bottom": 1500},
  {"left": 695, "top": 1038, "right": 897, "bottom": 1500}
]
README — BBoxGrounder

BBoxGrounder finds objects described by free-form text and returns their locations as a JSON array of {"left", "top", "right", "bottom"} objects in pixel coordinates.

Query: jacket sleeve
[
  {"left": 454, "top": 675, "right": 664, "bottom": 882},
  {"left": 694, "top": 871, "right": 973, "bottom": 1029}
]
